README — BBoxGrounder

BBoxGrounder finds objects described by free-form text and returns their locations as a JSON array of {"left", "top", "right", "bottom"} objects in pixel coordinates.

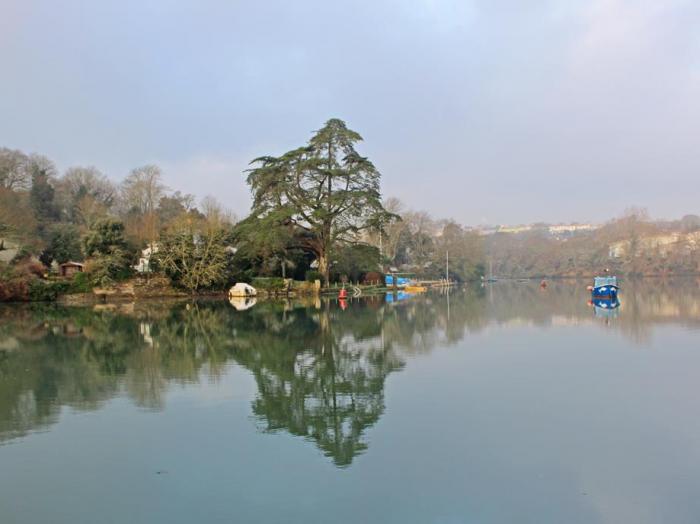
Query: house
[
  {"left": 497, "top": 225, "right": 532, "bottom": 234},
  {"left": 59, "top": 261, "right": 85, "bottom": 277},
  {"left": 608, "top": 241, "right": 627, "bottom": 258},
  {"left": 134, "top": 244, "right": 158, "bottom": 273}
]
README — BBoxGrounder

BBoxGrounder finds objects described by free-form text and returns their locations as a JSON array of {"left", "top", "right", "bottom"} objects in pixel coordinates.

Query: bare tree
[
  {"left": 403, "top": 210, "right": 437, "bottom": 267},
  {"left": 200, "top": 195, "right": 236, "bottom": 227},
  {"left": 120, "top": 165, "right": 166, "bottom": 247},
  {"left": 376, "top": 197, "right": 407, "bottom": 264},
  {"left": 58, "top": 166, "right": 116, "bottom": 208},
  {"left": 120, "top": 165, "right": 165, "bottom": 215},
  {"left": 0, "top": 148, "right": 30, "bottom": 191},
  {"left": 0, "top": 188, "right": 37, "bottom": 242}
]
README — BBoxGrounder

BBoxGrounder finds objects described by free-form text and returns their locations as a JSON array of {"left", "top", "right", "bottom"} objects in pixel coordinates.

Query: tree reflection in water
[{"left": 0, "top": 278, "right": 699, "bottom": 465}]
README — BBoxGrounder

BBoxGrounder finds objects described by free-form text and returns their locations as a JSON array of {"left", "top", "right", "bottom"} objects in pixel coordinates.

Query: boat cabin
[{"left": 593, "top": 276, "right": 617, "bottom": 288}]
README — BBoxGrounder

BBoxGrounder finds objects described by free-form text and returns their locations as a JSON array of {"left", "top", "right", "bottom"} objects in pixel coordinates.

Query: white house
[{"left": 134, "top": 244, "right": 158, "bottom": 273}]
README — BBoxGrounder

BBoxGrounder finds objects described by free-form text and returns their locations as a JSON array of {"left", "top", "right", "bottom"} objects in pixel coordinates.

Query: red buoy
[{"left": 338, "top": 288, "right": 348, "bottom": 299}]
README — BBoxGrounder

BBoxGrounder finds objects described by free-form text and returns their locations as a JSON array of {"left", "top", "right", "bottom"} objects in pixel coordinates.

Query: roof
[
  {"left": 594, "top": 276, "right": 617, "bottom": 287},
  {"left": 60, "top": 261, "right": 85, "bottom": 268}
]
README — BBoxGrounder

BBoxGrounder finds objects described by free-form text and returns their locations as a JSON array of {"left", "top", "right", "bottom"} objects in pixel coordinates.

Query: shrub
[
  {"left": 39, "top": 223, "right": 82, "bottom": 266},
  {"left": 251, "top": 277, "right": 286, "bottom": 290},
  {"left": 362, "top": 271, "right": 384, "bottom": 285},
  {"left": 69, "top": 271, "right": 93, "bottom": 293},
  {"left": 0, "top": 260, "right": 51, "bottom": 302},
  {"left": 28, "top": 280, "right": 70, "bottom": 302},
  {"left": 305, "top": 270, "right": 322, "bottom": 282},
  {"left": 0, "top": 264, "right": 29, "bottom": 301},
  {"left": 16, "top": 259, "right": 46, "bottom": 278},
  {"left": 155, "top": 226, "right": 229, "bottom": 293},
  {"left": 82, "top": 219, "right": 135, "bottom": 287},
  {"left": 85, "top": 250, "right": 133, "bottom": 287}
]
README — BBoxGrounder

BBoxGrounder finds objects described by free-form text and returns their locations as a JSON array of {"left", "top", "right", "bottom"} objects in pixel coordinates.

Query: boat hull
[{"left": 591, "top": 285, "right": 619, "bottom": 299}]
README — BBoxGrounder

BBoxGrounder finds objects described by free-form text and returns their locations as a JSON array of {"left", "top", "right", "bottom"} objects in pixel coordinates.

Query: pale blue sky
[{"left": 1, "top": 0, "right": 698, "bottom": 224}]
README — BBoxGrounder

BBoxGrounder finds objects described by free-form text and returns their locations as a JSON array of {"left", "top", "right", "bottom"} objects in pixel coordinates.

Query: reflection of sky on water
[{"left": 1, "top": 279, "right": 700, "bottom": 523}]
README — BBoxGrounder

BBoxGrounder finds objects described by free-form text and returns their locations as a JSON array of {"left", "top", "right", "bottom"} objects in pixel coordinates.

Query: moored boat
[{"left": 591, "top": 276, "right": 619, "bottom": 299}]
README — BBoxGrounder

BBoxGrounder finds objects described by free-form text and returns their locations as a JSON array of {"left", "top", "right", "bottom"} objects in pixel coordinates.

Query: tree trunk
[{"left": 318, "top": 252, "right": 329, "bottom": 288}]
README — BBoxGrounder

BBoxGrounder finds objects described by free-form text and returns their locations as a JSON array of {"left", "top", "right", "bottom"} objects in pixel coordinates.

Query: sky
[{"left": 1, "top": 0, "right": 699, "bottom": 225}]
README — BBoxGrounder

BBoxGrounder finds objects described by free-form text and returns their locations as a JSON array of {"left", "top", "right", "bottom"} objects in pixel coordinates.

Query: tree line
[
  {"left": 485, "top": 208, "right": 700, "bottom": 279},
  {"left": 0, "top": 119, "right": 486, "bottom": 300}
]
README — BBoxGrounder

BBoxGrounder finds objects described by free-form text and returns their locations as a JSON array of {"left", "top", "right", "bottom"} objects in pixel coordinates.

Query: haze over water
[{"left": 1, "top": 279, "right": 700, "bottom": 523}]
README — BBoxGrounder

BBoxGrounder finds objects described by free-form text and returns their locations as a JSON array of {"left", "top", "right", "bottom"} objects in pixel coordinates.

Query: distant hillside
[{"left": 485, "top": 213, "right": 700, "bottom": 278}]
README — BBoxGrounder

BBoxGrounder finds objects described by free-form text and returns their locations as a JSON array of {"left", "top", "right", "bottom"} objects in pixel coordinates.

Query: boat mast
[{"left": 446, "top": 250, "right": 449, "bottom": 282}]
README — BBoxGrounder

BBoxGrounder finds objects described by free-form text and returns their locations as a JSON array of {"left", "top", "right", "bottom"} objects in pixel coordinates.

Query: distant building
[
  {"left": 476, "top": 223, "right": 599, "bottom": 237},
  {"left": 475, "top": 226, "right": 500, "bottom": 236},
  {"left": 134, "top": 244, "right": 158, "bottom": 273},
  {"left": 608, "top": 240, "right": 627, "bottom": 258},
  {"left": 548, "top": 224, "right": 598, "bottom": 234},
  {"left": 497, "top": 225, "right": 532, "bottom": 234}
]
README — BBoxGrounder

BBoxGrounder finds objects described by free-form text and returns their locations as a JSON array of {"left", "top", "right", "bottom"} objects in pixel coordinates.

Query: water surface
[{"left": 1, "top": 279, "right": 700, "bottom": 523}]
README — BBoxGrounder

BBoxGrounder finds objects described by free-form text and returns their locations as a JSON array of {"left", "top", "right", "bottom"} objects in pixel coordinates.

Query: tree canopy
[{"left": 246, "top": 118, "right": 395, "bottom": 285}]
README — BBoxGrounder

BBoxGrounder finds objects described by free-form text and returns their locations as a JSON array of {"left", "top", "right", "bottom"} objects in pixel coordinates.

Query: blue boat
[
  {"left": 385, "top": 275, "right": 412, "bottom": 287},
  {"left": 591, "top": 276, "right": 619, "bottom": 299}
]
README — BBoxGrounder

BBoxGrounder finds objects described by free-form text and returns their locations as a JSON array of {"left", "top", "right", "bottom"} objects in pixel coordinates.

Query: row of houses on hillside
[{"left": 476, "top": 223, "right": 599, "bottom": 237}]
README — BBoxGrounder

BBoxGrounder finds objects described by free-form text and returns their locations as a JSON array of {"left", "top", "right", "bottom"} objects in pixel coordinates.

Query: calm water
[{"left": 1, "top": 279, "right": 700, "bottom": 523}]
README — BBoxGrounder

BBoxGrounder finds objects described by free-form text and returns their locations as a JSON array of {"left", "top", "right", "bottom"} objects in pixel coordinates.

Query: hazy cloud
[{"left": 0, "top": 0, "right": 698, "bottom": 223}]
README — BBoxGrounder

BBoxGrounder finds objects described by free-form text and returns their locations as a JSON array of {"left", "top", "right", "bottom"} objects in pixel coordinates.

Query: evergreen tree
[
  {"left": 29, "top": 166, "right": 60, "bottom": 238},
  {"left": 246, "top": 119, "right": 395, "bottom": 286}
]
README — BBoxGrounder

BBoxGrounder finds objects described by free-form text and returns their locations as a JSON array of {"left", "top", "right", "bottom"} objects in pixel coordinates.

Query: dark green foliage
[
  {"left": 305, "top": 270, "right": 322, "bottom": 282},
  {"left": 231, "top": 213, "right": 314, "bottom": 281},
  {"left": 28, "top": 280, "right": 70, "bottom": 301},
  {"left": 40, "top": 224, "right": 82, "bottom": 266},
  {"left": 251, "top": 277, "right": 286, "bottom": 290},
  {"left": 29, "top": 169, "right": 60, "bottom": 236},
  {"left": 233, "top": 213, "right": 294, "bottom": 261},
  {"left": 87, "top": 251, "right": 133, "bottom": 287},
  {"left": 83, "top": 219, "right": 130, "bottom": 256},
  {"left": 69, "top": 271, "right": 92, "bottom": 293},
  {"left": 330, "top": 244, "right": 381, "bottom": 283},
  {"left": 82, "top": 219, "right": 134, "bottom": 286}
]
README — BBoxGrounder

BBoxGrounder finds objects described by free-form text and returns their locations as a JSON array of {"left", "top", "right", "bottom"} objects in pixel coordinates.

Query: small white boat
[{"left": 228, "top": 283, "right": 257, "bottom": 298}]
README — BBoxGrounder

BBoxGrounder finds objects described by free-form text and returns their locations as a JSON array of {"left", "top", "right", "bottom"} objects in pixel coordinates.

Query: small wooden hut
[{"left": 59, "top": 261, "right": 85, "bottom": 278}]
